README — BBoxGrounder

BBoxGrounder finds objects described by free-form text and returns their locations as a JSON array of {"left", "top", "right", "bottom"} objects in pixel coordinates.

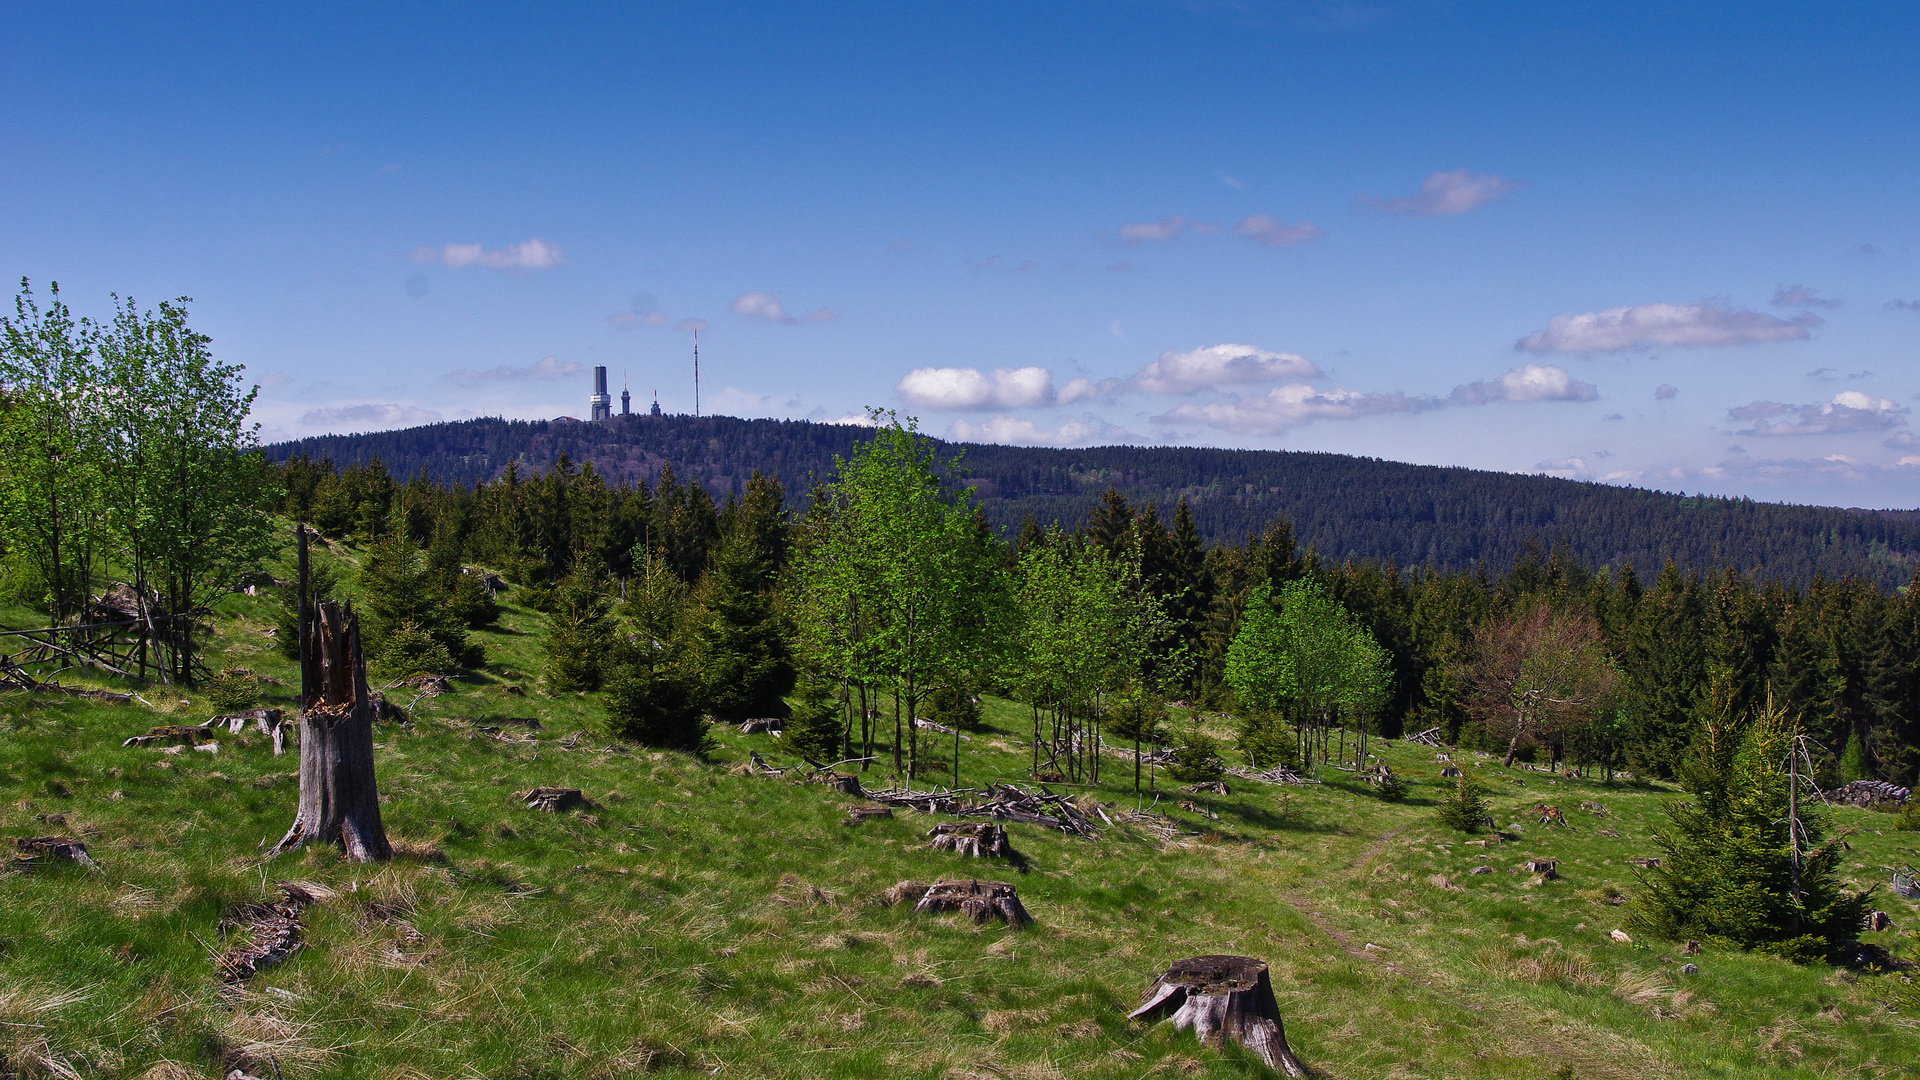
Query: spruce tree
[
  {"left": 1631, "top": 703, "right": 1872, "bottom": 961},
  {"left": 543, "top": 560, "right": 614, "bottom": 692},
  {"left": 689, "top": 525, "right": 794, "bottom": 719}
]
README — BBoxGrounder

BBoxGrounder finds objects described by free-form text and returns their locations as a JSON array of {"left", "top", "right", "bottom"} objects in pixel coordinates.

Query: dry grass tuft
[
  {"left": 1614, "top": 969, "right": 1673, "bottom": 1006},
  {"left": 135, "top": 1064, "right": 200, "bottom": 1080},
  {"left": 389, "top": 835, "right": 447, "bottom": 862},
  {"left": 879, "top": 879, "right": 930, "bottom": 906}
]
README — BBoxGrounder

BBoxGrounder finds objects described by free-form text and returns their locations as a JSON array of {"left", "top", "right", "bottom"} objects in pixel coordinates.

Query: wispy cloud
[
  {"left": 1119, "top": 215, "right": 1190, "bottom": 244},
  {"left": 1729, "top": 391, "right": 1909, "bottom": 436},
  {"left": 410, "top": 238, "right": 565, "bottom": 271},
  {"left": 730, "top": 291, "right": 834, "bottom": 324},
  {"left": 1155, "top": 383, "right": 1432, "bottom": 435},
  {"left": 443, "top": 356, "right": 581, "bottom": 386},
  {"left": 895, "top": 366, "right": 1055, "bottom": 410},
  {"left": 947, "top": 415, "right": 1121, "bottom": 446},
  {"left": 1655, "top": 383, "right": 1678, "bottom": 400},
  {"left": 1359, "top": 169, "right": 1517, "bottom": 216},
  {"left": 1235, "top": 214, "right": 1319, "bottom": 246},
  {"left": 1887, "top": 299, "right": 1920, "bottom": 313},
  {"left": 1449, "top": 364, "right": 1597, "bottom": 406},
  {"left": 1517, "top": 300, "right": 1820, "bottom": 354},
  {"left": 1131, "top": 343, "right": 1321, "bottom": 394},
  {"left": 1772, "top": 284, "right": 1841, "bottom": 309},
  {"left": 607, "top": 311, "right": 669, "bottom": 329},
  {"left": 296, "top": 403, "right": 445, "bottom": 435}
]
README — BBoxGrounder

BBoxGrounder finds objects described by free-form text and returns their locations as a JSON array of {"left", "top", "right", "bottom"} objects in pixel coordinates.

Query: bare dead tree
[
  {"left": 271, "top": 601, "right": 391, "bottom": 862},
  {"left": 1456, "top": 601, "right": 1620, "bottom": 768}
]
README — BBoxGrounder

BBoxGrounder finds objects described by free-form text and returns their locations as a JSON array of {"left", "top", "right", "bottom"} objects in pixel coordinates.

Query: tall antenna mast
[{"left": 693, "top": 329, "right": 700, "bottom": 418}]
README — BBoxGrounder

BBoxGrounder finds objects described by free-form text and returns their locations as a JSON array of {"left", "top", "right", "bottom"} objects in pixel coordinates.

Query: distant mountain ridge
[{"left": 266, "top": 414, "right": 1920, "bottom": 589}]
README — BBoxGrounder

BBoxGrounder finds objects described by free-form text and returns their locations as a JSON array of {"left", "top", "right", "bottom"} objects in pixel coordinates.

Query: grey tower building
[
  {"left": 620, "top": 378, "right": 631, "bottom": 416},
  {"left": 590, "top": 366, "right": 612, "bottom": 421}
]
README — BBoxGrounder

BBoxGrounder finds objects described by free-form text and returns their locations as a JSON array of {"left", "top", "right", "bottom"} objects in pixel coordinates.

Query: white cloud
[
  {"left": 730, "top": 291, "right": 834, "bottom": 325},
  {"left": 1235, "top": 214, "right": 1319, "bottom": 246},
  {"left": 1886, "top": 431, "right": 1918, "bottom": 449},
  {"left": 1731, "top": 391, "right": 1909, "bottom": 436},
  {"left": 1130, "top": 344, "right": 1322, "bottom": 395},
  {"left": 823, "top": 413, "right": 879, "bottom": 427},
  {"left": 676, "top": 317, "right": 708, "bottom": 333},
  {"left": 895, "top": 366, "right": 1055, "bottom": 410},
  {"left": 1155, "top": 383, "right": 1429, "bottom": 435},
  {"left": 443, "top": 356, "right": 581, "bottom": 386},
  {"left": 948, "top": 415, "right": 1120, "bottom": 446},
  {"left": 296, "top": 403, "right": 444, "bottom": 435},
  {"left": 1361, "top": 169, "right": 1517, "bottom": 216},
  {"left": 1533, "top": 457, "right": 1594, "bottom": 480},
  {"left": 410, "top": 238, "right": 565, "bottom": 271},
  {"left": 1449, "top": 364, "right": 1598, "bottom": 406},
  {"left": 1772, "top": 284, "right": 1841, "bottom": 309},
  {"left": 1119, "top": 215, "right": 1187, "bottom": 244},
  {"left": 1516, "top": 300, "right": 1819, "bottom": 354}
]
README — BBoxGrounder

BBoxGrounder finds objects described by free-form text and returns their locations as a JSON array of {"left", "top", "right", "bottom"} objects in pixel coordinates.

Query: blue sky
[{"left": 4, "top": 2, "right": 1917, "bottom": 507}]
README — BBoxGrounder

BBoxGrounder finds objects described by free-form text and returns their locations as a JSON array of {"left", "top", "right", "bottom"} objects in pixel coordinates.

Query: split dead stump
[
  {"left": 927, "top": 821, "right": 1014, "bottom": 859},
  {"left": 912, "top": 879, "right": 1033, "bottom": 927},
  {"left": 520, "top": 787, "right": 585, "bottom": 813},
  {"left": 1128, "top": 955, "right": 1307, "bottom": 1078},
  {"left": 12, "top": 835, "right": 99, "bottom": 871},
  {"left": 270, "top": 602, "right": 392, "bottom": 863}
]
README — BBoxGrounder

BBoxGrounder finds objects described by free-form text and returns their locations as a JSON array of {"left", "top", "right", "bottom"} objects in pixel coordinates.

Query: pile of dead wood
[
  {"left": 860, "top": 781, "right": 1104, "bottom": 838},
  {"left": 518, "top": 787, "right": 585, "bottom": 813},
  {"left": 1826, "top": 779, "right": 1910, "bottom": 807},
  {"left": 217, "top": 881, "right": 330, "bottom": 983},
  {"left": 1406, "top": 727, "right": 1445, "bottom": 748},
  {"left": 1226, "top": 764, "right": 1308, "bottom": 785}
]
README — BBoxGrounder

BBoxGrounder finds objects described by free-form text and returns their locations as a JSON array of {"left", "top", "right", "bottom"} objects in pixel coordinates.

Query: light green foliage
[
  {"left": 1631, "top": 708, "right": 1872, "bottom": 960},
  {"left": 1839, "top": 729, "right": 1870, "bottom": 784},
  {"left": 1225, "top": 580, "right": 1391, "bottom": 767}
]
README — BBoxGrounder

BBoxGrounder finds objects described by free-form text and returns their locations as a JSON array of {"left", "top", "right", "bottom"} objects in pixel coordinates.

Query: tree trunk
[
  {"left": 1128, "top": 955, "right": 1306, "bottom": 1077},
  {"left": 271, "top": 602, "right": 391, "bottom": 862}
]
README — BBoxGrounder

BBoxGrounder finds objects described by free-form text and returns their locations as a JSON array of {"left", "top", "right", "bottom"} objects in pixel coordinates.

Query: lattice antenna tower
[{"left": 693, "top": 329, "right": 701, "bottom": 418}]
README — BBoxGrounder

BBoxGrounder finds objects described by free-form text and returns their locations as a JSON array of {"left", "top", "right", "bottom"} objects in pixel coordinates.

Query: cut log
[
  {"left": 1627, "top": 857, "right": 1659, "bottom": 868},
  {"left": 912, "top": 878, "right": 1032, "bottom": 927},
  {"left": 927, "top": 821, "right": 1014, "bottom": 859},
  {"left": 519, "top": 787, "right": 585, "bottom": 813},
  {"left": 1127, "top": 955, "right": 1307, "bottom": 1078},
  {"left": 846, "top": 806, "right": 893, "bottom": 824},
  {"left": 270, "top": 602, "right": 392, "bottom": 863},
  {"left": 123, "top": 724, "right": 212, "bottom": 748}
]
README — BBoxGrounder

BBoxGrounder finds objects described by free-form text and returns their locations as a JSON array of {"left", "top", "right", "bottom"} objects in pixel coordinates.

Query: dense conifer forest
[{"left": 267, "top": 413, "right": 1920, "bottom": 589}]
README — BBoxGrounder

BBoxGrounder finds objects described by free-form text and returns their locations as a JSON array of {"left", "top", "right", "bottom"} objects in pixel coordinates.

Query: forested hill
[{"left": 267, "top": 413, "right": 1920, "bottom": 589}]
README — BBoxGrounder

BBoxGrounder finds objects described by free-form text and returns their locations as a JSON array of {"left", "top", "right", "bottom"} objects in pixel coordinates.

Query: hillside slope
[
  {"left": 2, "top": 546, "right": 1917, "bottom": 1078},
  {"left": 267, "top": 415, "right": 1920, "bottom": 588}
]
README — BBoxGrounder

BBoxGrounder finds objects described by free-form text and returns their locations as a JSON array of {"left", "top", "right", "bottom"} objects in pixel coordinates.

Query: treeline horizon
[
  {"left": 273, "top": 433, "right": 1920, "bottom": 790},
  {"left": 264, "top": 412, "right": 1920, "bottom": 591}
]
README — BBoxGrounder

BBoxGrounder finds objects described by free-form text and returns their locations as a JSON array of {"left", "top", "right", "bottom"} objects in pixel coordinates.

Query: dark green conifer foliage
[
  {"left": 926, "top": 681, "right": 983, "bottom": 732},
  {"left": 1621, "top": 563, "right": 1707, "bottom": 777},
  {"left": 1435, "top": 775, "right": 1490, "bottom": 832},
  {"left": 605, "top": 661, "right": 705, "bottom": 751},
  {"left": 544, "top": 560, "right": 614, "bottom": 692},
  {"left": 785, "top": 670, "right": 846, "bottom": 764},
  {"left": 1085, "top": 487, "right": 1134, "bottom": 560},
  {"left": 445, "top": 569, "right": 502, "bottom": 630},
  {"left": 358, "top": 525, "right": 476, "bottom": 674},
  {"left": 1631, "top": 705, "right": 1872, "bottom": 961},
  {"left": 690, "top": 511, "right": 795, "bottom": 720},
  {"left": 1165, "top": 729, "right": 1227, "bottom": 784}
]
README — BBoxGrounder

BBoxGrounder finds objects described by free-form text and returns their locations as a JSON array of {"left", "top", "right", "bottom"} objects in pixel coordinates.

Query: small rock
[
  {"left": 1681, "top": 963, "right": 1698, "bottom": 975},
  {"left": 1610, "top": 929, "right": 1632, "bottom": 943}
]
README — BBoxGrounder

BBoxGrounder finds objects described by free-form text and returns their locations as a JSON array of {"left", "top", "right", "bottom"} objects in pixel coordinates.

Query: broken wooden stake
[
  {"left": 519, "top": 787, "right": 585, "bottom": 813},
  {"left": 912, "top": 878, "right": 1032, "bottom": 927},
  {"left": 927, "top": 821, "right": 1014, "bottom": 859},
  {"left": 1127, "top": 955, "right": 1307, "bottom": 1077}
]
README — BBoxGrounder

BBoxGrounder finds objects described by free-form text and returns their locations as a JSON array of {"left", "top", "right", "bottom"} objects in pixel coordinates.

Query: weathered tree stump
[
  {"left": 927, "top": 821, "right": 1014, "bottom": 859},
  {"left": 1525, "top": 858, "right": 1557, "bottom": 878},
  {"left": 846, "top": 806, "right": 893, "bottom": 824},
  {"left": 519, "top": 787, "right": 585, "bottom": 812},
  {"left": 13, "top": 835, "right": 99, "bottom": 871},
  {"left": 270, "top": 602, "right": 392, "bottom": 862},
  {"left": 1127, "top": 955, "right": 1306, "bottom": 1077},
  {"left": 1867, "top": 910, "right": 1893, "bottom": 932},
  {"left": 1440, "top": 765, "right": 1462, "bottom": 778},
  {"left": 819, "top": 772, "right": 864, "bottom": 796},
  {"left": 912, "top": 878, "right": 1033, "bottom": 927}
]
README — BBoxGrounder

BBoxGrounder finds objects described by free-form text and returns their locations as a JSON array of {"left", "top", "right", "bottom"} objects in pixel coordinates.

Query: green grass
[{"left": 3, "top": 559, "right": 1919, "bottom": 1077}]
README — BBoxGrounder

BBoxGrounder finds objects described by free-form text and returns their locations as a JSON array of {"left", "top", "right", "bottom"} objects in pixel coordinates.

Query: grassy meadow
[{"left": 1, "top": 543, "right": 1918, "bottom": 1079}]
